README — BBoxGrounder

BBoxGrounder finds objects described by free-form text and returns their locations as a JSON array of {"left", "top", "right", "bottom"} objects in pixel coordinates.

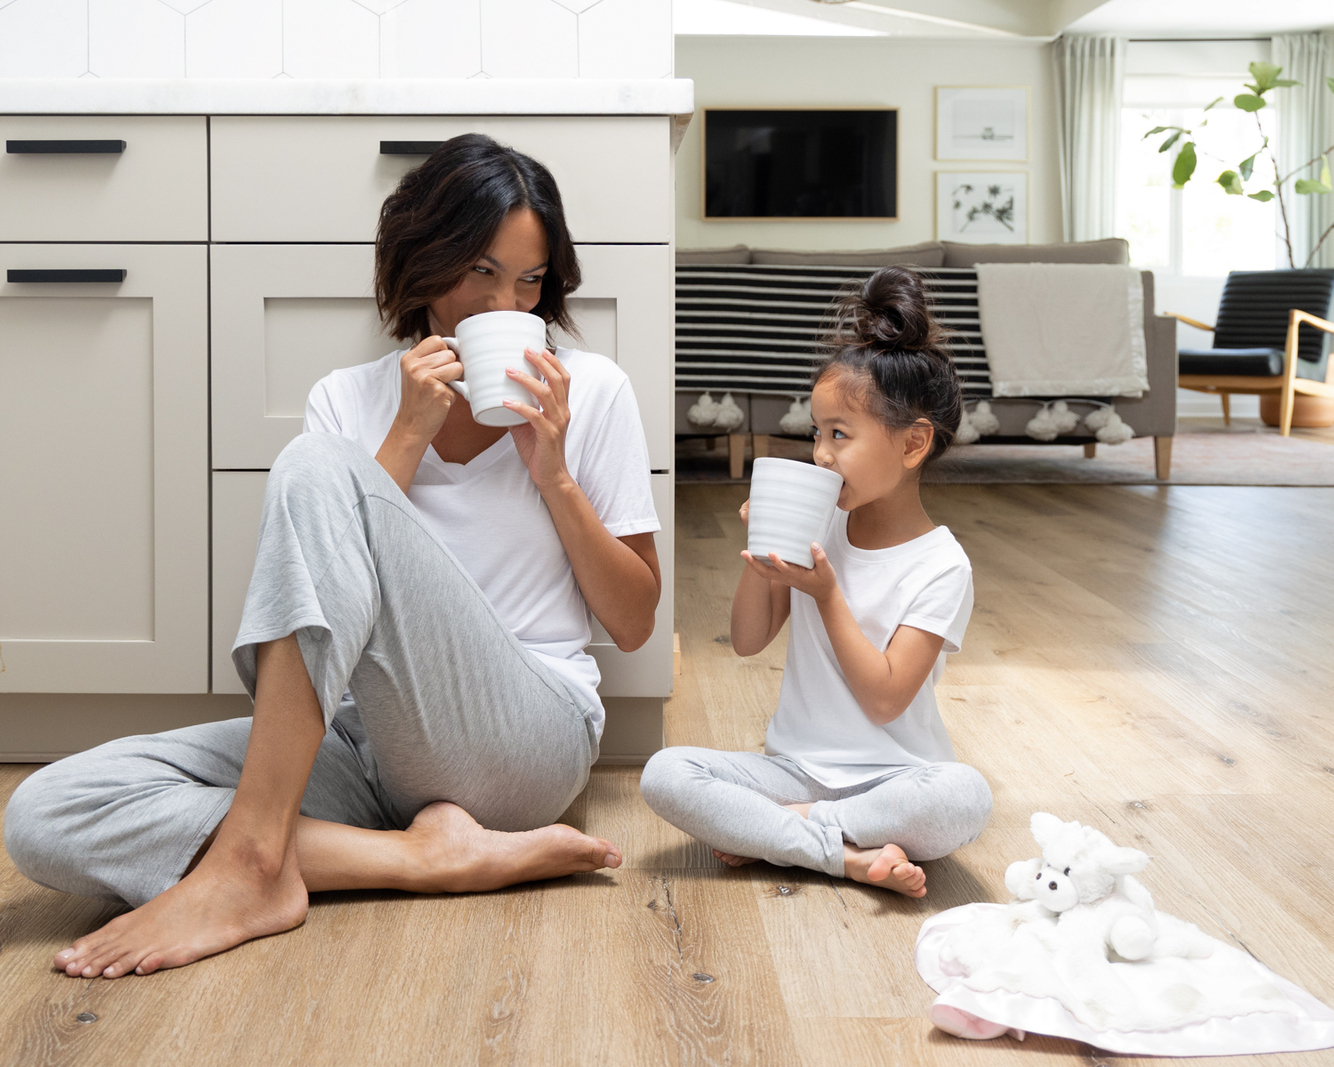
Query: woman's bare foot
[
  {"left": 398, "top": 801, "right": 621, "bottom": 893},
  {"left": 53, "top": 837, "right": 308, "bottom": 979},
  {"left": 843, "top": 842, "right": 927, "bottom": 897},
  {"left": 711, "top": 848, "right": 760, "bottom": 868}
]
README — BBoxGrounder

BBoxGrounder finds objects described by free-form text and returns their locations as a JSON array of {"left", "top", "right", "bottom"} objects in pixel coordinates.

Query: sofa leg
[
  {"left": 1220, "top": 393, "right": 1231, "bottom": 426},
  {"left": 1154, "top": 436, "right": 1173, "bottom": 480},
  {"left": 728, "top": 433, "right": 746, "bottom": 479},
  {"left": 1083, "top": 442, "right": 1097, "bottom": 459},
  {"left": 752, "top": 433, "right": 770, "bottom": 460}
]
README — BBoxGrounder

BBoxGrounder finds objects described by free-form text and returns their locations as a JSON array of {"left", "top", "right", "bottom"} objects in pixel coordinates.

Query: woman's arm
[
  {"left": 505, "top": 348, "right": 660, "bottom": 651},
  {"left": 752, "top": 546, "right": 945, "bottom": 726}
]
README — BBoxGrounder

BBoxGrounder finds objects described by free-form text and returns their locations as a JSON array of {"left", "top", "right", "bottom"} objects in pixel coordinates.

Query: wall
[
  {"left": 0, "top": 0, "right": 673, "bottom": 80},
  {"left": 674, "top": 35, "right": 1061, "bottom": 252}
]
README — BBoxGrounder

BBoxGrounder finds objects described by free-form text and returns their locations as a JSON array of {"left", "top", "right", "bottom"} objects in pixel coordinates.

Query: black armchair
[{"left": 1174, "top": 269, "right": 1334, "bottom": 434}]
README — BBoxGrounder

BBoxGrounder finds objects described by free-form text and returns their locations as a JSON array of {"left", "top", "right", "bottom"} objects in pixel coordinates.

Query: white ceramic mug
[
  {"left": 747, "top": 458, "right": 844, "bottom": 569},
  {"left": 442, "top": 310, "right": 548, "bottom": 427}
]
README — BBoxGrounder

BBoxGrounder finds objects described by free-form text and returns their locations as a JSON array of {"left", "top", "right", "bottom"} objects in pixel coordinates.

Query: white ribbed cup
[
  {"left": 747, "top": 458, "right": 844, "bottom": 568},
  {"left": 443, "top": 310, "right": 548, "bottom": 427}
]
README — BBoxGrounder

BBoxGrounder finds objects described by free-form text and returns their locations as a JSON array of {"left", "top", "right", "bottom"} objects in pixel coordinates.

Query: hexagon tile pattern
[{"left": 0, "top": 0, "right": 673, "bottom": 78}]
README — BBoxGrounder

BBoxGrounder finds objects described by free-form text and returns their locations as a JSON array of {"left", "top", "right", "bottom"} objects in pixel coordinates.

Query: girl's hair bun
[{"left": 836, "top": 266, "right": 938, "bottom": 353}]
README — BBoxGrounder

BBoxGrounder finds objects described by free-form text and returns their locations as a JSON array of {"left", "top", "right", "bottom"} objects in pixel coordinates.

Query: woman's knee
[{"left": 4, "top": 764, "right": 72, "bottom": 883}]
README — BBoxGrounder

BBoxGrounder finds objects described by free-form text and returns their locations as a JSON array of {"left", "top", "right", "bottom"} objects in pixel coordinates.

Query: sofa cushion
[
  {"left": 1178, "top": 347, "right": 1285, "bottom": 376},
  {"left": 942, "top": 238, "right": 1130, "bottom": 267},
  {"left": 750, "top": 241, "right": 946, "bottom": 268},
  {"left": 676, "top": 245, "right": 752, "bottom": 265}
]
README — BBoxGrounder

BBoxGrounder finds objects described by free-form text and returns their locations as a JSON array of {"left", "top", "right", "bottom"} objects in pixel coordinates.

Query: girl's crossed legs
[{"left": 640, "top": 747, "right": 991, "bottom": 896}]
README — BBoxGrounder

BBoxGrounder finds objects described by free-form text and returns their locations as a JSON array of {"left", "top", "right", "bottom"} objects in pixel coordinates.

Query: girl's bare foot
[
  {"left": 843, "top": 842, "right": 927, "bottom": 897},
  {"left": 398, "top": 801, "right": 621, "bottom": 893},
  {"left": 53, "top": 838, "right": 308, "bottom": 979},
  {"left": 711, "top": 848, "right": 760, "bottom": 868}
]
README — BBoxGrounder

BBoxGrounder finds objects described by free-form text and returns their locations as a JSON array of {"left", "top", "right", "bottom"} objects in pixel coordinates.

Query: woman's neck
[{"left": 845, "top": 484, "right": 935, "bottom": 551}]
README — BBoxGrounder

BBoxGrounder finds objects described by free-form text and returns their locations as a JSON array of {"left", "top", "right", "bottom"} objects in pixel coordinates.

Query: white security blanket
[
  {"left": 917, "top": 903, "right": 1334, "bottom": 1056},
  {"left": 976, "top": 263, "right": 1149, "bottom": 398}
]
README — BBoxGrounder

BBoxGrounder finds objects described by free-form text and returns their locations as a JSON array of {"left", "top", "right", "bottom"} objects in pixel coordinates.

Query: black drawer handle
[
  {"left": 380, "top": 141, "right": 442, "bottom": 156},
  {"left": 6, "top": 140, "right": 126, "bottom": 154},
  {"left": 7, "top": 269, "right": 127, "bottom": 283}
]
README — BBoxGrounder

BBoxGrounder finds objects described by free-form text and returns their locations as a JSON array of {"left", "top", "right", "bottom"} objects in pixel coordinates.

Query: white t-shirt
[
  {"left": 303, "top": 346, "right": 660, "bottom": 737},
  {"left": 764, "top": 514, "right": 973, "bottom": 787}
]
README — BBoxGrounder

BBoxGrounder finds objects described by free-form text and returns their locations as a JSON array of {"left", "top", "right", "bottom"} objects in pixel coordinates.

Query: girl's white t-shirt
[
  {"left": 303, "top": 347, "right": 660, "bottom": 738},
  {"left": 764, "top": 513, "right": 973, "bottom": 787}
]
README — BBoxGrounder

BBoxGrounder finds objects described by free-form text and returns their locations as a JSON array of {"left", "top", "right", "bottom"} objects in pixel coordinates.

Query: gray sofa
[{"left": 676, "top": 238, "right": 1177, "bottom": 479}]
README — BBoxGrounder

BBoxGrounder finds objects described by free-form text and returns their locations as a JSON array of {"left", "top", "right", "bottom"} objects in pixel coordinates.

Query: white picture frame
[
  {"left": 936, "top": 172, "right": 1028, "bottom": 244},
  {"left": 936, "top": 87, "right": 1029, "bottom": 162}
]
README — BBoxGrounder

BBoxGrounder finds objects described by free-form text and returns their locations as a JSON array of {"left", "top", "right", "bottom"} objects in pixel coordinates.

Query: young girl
[{"left": 641, "top": 267, "right": 991, "bottom": 897}]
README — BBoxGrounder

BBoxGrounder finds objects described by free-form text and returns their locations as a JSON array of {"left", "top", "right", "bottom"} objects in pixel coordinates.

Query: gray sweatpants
[
  {"left": 639, "top": 747, "right": 991, "bottom": 878},
  {"left": 4, "top": 432, "right": 598, "bottom": 908}
]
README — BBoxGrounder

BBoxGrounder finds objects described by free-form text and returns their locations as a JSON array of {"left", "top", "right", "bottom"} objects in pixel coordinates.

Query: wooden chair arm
[
  {"left": 1164, "top": 312, "right": 1216, "bottom": 332},
  {"left": 1285, "top": 309, "right": 1334, "bottom": 385}
]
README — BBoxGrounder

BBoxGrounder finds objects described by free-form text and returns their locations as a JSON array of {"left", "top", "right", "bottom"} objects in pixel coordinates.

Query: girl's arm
[
  {"left": 750, "top": 544, "right": 945, "bottom": 726},
  {"left": 505, "top": 349, "right": 661, "bottom": 652},
  {"left": 730, "top": 498, "right": 791, "bottom": 656}
]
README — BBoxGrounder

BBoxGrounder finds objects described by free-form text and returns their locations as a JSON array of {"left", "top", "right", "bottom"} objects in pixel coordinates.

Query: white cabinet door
[
  {"left": 211, "top": 244, "right": 397, "bottom": 471},
  {"left": 552, "top": 244, "right": 672, "bottom": 472},
  {"left": 213, "top": 242, "right": 673, "bottom": 472},
  {"left": 210, "top": 116, "right": 671, "bottom": 244},
  {"left": 0, "top": 245, "right": 208, "bottom": 692},
  {"left": 212, "top": 473, "right": 675, "bottom": 700}
]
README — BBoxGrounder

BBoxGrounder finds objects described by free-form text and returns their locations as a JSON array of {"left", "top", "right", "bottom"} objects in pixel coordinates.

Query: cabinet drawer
[
  {"left": 210, "top": 115, "right": 671, "bottom": 244},
  {"left": 212, "top": 243, "right": 672, "bottom": 471},
  {"left": 0, "top": 116, "right": 207, "bottom": 242},
  {"left": 0, "top": 244, "right": 209, "bottom": 692},
  {"left": 212, "top": 472, "right": 674, "bottom": 699}
]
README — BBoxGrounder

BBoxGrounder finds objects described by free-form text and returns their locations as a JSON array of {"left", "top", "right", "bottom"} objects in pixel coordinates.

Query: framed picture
[
  {"left": 936, "top": 172, "right": 1028, "bottom": 244},
  {"left": 936, "top": 87, "right": 1028, "bottom": 162}
]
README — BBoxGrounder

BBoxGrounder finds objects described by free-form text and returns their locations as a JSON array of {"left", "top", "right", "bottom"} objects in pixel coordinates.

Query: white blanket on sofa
[{"left": 976, "top": 263, "right": 1149, "bottom": 397}]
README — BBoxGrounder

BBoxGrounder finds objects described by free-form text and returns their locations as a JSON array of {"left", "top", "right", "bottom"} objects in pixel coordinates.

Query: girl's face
[
  {"left": 810, "top": 374, "right": 933, "bottom": 511},
  {"left": 428, "top": 207, "right": 549, "bottom": 336}
]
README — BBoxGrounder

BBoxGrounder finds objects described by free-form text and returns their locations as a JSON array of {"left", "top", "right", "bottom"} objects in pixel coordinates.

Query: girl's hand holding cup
[{"left": 741, "top": 543, "right": 839, "bottom": 604}]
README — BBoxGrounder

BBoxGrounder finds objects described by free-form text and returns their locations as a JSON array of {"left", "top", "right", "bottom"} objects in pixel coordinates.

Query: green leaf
[
  {"left": 1294, "top": 178, "right": 1333, "bottom": 194},
  {"left": 1217, "top": 170, "right": 1244, "bottom": 195},
  {"left": 1322, "top": 157, "right": 1332, "bottom": 188},
  {"left": 1235, "top": 93, "right": 1266, "bottom": 112},
  {"left": 1249, "top": 190, "right": 1275, "bottom": 202},
  {"left": 1274, "top": 79, "right": 1300, "bottom": 87},
  {"left": 1204, "top": 96, "right": 1224, "bottom": 112},
  {"left": 1327, "top": 75, "right": 1334, "bottom": 93},
  {"left": 1159, "top": 131, "right": 1183, "bottom": 153},
  {"left": 1239, "top": 152, "right": 1257, "bottom": 180},
  {"left": 1249, "top": 61, "right": 1283, "bottom": 91},
  {"left": 1173, "top": 141, "right": 1198, "bottom": 187},
  {"left": 1144, "top": 125, "right": 1169, "bottom": 137}
]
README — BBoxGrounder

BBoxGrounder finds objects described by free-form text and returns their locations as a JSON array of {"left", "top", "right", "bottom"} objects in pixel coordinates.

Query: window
[{"left": 1118, "top": 103, "right": 1277, "bottom": 276}]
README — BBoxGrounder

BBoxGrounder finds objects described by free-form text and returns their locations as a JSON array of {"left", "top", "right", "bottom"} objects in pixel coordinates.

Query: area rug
[{"left": 676, "top": 430, "right": 1334, "bottom": 486}]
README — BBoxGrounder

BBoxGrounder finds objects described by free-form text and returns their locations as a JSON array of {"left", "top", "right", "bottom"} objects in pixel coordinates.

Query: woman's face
[{"left": 428, "top": 207, "right": 550, "bottom": 337}]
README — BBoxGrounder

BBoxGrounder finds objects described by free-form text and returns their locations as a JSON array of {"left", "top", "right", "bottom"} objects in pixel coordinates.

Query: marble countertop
[{"left": 0, "top": 78, "right": 695, "bottom": 116}]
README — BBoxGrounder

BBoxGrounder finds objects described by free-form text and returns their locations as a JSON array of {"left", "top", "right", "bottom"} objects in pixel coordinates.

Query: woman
[{"left": 5, "top": 134, "right": 662, "bottom": 978}]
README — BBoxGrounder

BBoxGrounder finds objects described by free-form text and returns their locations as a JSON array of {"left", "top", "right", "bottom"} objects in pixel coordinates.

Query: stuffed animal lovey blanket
[{"left": 914, "top": 813, "right": 1334, "bottom": 1056}]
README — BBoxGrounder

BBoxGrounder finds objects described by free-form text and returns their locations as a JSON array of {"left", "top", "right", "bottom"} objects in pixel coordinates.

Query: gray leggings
[
  {"left": 640, "top": 747, "right": 991, "bottom": 878},
  {"left": 4, "top": 432, "right": 598, "bottom": 908}
]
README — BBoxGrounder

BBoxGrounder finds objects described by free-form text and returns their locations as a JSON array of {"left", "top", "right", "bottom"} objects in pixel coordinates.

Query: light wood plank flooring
[{"left": 3, "top": 481, "right": 1333, "bottom": 1066}]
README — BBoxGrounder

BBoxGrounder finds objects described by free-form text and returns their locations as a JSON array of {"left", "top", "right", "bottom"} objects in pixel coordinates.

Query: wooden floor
[{"left": 3, "top": 479, "right": 1334, "bottom": 1065}]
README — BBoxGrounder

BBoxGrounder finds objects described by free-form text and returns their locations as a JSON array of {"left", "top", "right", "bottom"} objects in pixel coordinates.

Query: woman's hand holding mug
[
  {"left": 505, "top": 346, "right": 573, "bottom": 494},
  {"left": 393, "top": 336, "right": 464, "bottom": 442}
]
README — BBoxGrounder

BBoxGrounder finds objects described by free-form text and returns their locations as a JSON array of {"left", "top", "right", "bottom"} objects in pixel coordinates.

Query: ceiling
[{"left": 674, "top": 0, "right": 1334, "bottom": 38}]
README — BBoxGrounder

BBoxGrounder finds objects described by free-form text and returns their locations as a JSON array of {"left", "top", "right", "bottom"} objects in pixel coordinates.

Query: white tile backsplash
[
  {"left": 0, "top": 0, "right": 673, "bottom": 79},
  {"left": 0, "top": 0, "right": 89, "bottom": 78}
]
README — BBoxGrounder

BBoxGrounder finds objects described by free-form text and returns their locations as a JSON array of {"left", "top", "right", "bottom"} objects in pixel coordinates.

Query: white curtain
[
  {"left": 1273, "top": 31, "right": 1334, "bottom": 269},
  {"left": 1052, "top": 35, "right": 1127, "bottom": 242}
]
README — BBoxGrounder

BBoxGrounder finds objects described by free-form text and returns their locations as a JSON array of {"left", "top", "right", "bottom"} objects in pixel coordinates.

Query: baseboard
[
  {"left": 0, "top": 693, "right": 253, "bottom": 762},
  {"left": 0, "top": 692, "right": 667, "bottom": 767},
  {"left": 596, "top": 696, "right": 664, "bottom": 766}
]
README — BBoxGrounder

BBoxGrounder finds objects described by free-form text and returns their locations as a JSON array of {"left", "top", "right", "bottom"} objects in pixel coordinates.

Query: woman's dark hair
[
  {"left": 375, "top": 133, "right": 581, "bottom": 342},
  {"left": 813, "top": 266, "right": 963, "bottom": 465}
]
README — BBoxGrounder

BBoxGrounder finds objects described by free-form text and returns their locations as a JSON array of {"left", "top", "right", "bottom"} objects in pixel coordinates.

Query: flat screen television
[{"left": 703, "top": 108, "right": 898, "bottom": 220}]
